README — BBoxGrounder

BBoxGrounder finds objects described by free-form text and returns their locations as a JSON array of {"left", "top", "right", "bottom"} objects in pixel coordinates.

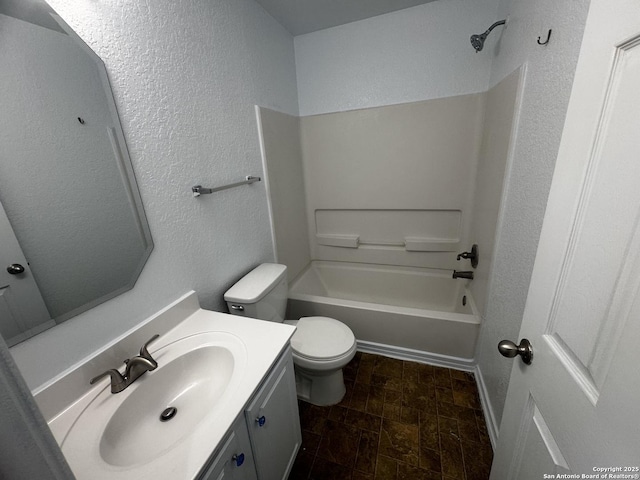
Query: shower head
[
  {"left": 470, "top": 19, "right": 506, "bottom": 52},
  {"left": 470, "top": 33, "right": 487, "bottom": 52}
]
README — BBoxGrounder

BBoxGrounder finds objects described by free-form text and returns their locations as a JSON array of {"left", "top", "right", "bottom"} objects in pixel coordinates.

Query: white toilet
[{"left": 224, "top": 263, "right": 356, "bottom": 406}]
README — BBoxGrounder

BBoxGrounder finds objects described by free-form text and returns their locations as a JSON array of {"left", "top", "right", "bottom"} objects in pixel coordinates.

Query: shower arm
[{"left": 483, "top": 19, "right": 506, "bottom": 36}]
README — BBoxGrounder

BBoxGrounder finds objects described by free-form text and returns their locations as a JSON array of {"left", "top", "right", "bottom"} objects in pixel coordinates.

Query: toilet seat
[{"left": 290, "top": 316, "right": 355, "bottom": 360}]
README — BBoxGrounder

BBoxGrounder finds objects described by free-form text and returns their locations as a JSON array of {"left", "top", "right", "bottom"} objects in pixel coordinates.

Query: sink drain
[{"left": 160, "top": 406, "right": 177, "bottom": 422}]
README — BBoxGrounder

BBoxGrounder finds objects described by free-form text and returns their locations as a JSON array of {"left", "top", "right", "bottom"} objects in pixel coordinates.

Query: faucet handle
[
  {"left": 90, "top": 369, "right": 127, "bottom": 393},
  {"left": 456, "top": 244, "right": 479, "bottom": 268},
  {"left": 140, "top": 334, "right": 160, "bottom": 363}
]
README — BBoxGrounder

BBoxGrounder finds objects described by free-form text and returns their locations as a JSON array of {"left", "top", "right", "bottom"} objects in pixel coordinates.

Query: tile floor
[{"left": 289, "top": 352, "right": 493, "bottom": 480}]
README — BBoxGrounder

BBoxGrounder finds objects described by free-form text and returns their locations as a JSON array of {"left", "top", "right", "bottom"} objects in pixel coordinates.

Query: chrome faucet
[
  {"left": 452, "top": 270, "right": 474, "bottom": 280},
  {"left": 90, "top": 334, "right": 159, "bottom": 393}
]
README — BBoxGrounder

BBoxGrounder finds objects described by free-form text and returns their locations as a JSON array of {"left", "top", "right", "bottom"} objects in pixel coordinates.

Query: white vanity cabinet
[
  {"left": 200, "top": 416, "right": 257, "bottom": 480},
  {"left": 199, "top": 346, "right": 301, "bottom": 480},
  {"left": 245, "top": 347, "right": 301, "bottom": 480}
]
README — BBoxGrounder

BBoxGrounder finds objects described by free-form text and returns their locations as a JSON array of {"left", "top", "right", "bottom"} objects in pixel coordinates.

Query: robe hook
[{"left": 537, "top": 29, "right": 552, "bottom": 46}]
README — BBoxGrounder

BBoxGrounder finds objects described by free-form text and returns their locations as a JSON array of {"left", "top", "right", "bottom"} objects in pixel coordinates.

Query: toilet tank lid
[{"left": 224, "top": 263, "right": 287, "bottom": 303}]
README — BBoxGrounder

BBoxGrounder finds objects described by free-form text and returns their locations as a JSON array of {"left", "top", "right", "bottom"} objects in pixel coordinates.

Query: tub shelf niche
[
  {"left": 316, "top": 234, "right": 360, "bottom": 248},
  {"left": 315, "top": 234, "right": 459, "bottom": 252},
  {"left": 313, "top": 209, "right": 463, "bottom": 267}
]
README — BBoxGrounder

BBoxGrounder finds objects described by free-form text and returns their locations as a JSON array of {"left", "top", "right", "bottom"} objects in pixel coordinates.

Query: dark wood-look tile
[
  {"left": 452, "top": 388, "right": 481, "bottom": 410},
  {"left": 383, "top": 403, "right": 401, "bottom": 421},
  {"left": 317, "top": 420, "right": 361, "bottom": 468},
  {"left": 419, "top": 446, "right": 442, "bottom": 473},
  {"left": 353, "top": 471, "right": 375, "bottom": 480},
  {"left": 360, "top": 353, "right": 377, "bottom": 366},
  {"left": 384, "top": 388, "right": 403, "bottom": 407},
  {"left": 294, "top": 355, "right": 491, "bottom": 480},
  {"left": 351, "top": 382, "right": 371, "bottom": 412},
  {"left": 458, "top": 419, "right": 481, "bottom": 443},
  {"left": 437, "top": 400, "right": 478, "bottom": 424},
  {"left": 300, "top": 430, "right": 322, "bottom": 457},
  {"left": 433, "top": 367, "right": 452, "bottom": 388},
  {"left": 290, "top": 452, "right": 314, "bottom": 480},
  {"left": 438, "top": 416, "right": 459, "bottom": 440},
  {"left": 397, "top": 462, "right": 441, "bottom": 480},
  {"left": 375, "top": 455, "right": 398, "bottom": 480},
  {"left": 309, "top": 457, "right": 354, "bottom": 480},
  {"left": 436, "top": 387, "right": 454, "bottom": 406},
  {"left": 357, "top": 362, "right": 375, "bottom": 384},
  {"left": 462, "top": 441, "right": 493, "bottom": 480},
  {"left": 403, "top": 380, "right": 437, "bottom": 412},
  {"left": 372, "top": 374, "right": 403, "bottom": 391},
  {"left": 476, "top": 416, "right": 491, "bottom": 445},
  {"left": 300, "top": 403, "right": 330, "bottom": 435},
  {"left": 440, "top": 436, "right": 466, "bottom": 479},
  {"left": 346, "top": 409, "right": 383, "bottom": 432},
  {"left": 379, "top": 418, "right": 420, "bottom": 466},
  {"left": 329, "top": 405, "right": 349, "bottom": 423},
  {"left": 416, "top": 364, "right": 435, "bottom": 385},
  {"left": 419, "top": 412, "right": 440, "bottom": 451},
  {"left": 355, "top": 429, "right": 379, "bottom": 474},
  {"left": 373, "top": 356, "right": 404, "bottom": 378},
  {"left": 339, "top": 380, "right": 355, "bottom": 408},
  {"left": 450, "top": 369, "right": 475, "bottom": 383},
  {"left": 402, "top": 361, "right": 420, "bottom": 383},
  {"left": 399, "top": 406, "right": 420, "bottom": 426}
]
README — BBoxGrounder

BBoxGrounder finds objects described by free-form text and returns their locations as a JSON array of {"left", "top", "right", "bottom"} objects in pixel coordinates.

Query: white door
[
  {"left": 0, "top": 200, "right": 51, "bottom": 345},
  {"left": 491, "top": 0, "right": 640, "bottom": 476}
]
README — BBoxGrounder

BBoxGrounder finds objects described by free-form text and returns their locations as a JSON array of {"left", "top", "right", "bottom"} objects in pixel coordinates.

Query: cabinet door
[
  {"left": 245, "top": 348, "right": 301, "bottom": 480},
  {"left": 200, "top": 418, "right": 257, "bottom": 480}
]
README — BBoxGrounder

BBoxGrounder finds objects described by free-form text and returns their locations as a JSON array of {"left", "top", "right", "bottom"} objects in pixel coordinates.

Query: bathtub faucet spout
[{"left": 453, "top": 270, "right": 474, "bottom": 280}]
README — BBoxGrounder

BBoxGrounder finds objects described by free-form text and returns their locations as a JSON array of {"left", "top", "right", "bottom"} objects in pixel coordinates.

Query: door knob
[
  {"left": 498, "top": 338, "right": 533, "bottom": 365},
  {"left": 6, "top": 264, "right": 25, "bottom": 275}
]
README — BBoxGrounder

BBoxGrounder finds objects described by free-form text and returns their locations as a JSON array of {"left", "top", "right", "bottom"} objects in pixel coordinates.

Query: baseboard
[
  {"left": 474, "top": 364, "right": 499, "bottom": 449},
  {"left": 356, "top": 340, "right": 476, "bottom": 372}
]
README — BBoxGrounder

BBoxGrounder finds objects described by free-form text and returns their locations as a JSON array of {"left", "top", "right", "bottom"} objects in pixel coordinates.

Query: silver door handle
[
  {"left": 498, "top": 338, "right": 533, "bottom": 365},
  {"left": 6, "top": 264, "right": 25, "bottom": 275}
]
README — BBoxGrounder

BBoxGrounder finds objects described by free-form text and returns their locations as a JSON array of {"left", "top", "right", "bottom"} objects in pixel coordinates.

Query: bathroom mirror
[{"left": 0, "top": 1, "right": 153, "bottom": 346}]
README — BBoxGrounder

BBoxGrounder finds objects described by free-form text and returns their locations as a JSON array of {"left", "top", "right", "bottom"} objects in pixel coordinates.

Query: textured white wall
[
  {"left": 294, "top": 0, "right": 500, "bottom": 116},
  {"left": 10, "top": 0, "right": 298, "bottom": 390},
  {"left": 474, "top": 0, "right": 591, "bottom": 428}
]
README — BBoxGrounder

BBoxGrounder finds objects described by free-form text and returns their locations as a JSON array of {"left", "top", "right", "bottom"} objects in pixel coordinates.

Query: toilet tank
[{"left": 224, "top": 263, "right": 288, "bottom": 323}]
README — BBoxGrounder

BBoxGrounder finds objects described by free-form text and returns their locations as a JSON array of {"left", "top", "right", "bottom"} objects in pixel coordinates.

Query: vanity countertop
[{"left": 43, "top": 294, "right": 295, "bottom": 480}]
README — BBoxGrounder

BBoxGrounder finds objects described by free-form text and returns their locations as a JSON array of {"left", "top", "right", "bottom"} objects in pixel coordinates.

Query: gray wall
[
  {"left": 11, "top": 0, "right": 299, "bottom": 390},
  {"left": 474, "top": 0, "right": 591, "bottom": 426}
]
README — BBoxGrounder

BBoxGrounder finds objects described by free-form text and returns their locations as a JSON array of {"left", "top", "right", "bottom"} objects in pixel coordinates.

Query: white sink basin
[{"left": 60, "top": 331, "right": 247, "bottom": 475}]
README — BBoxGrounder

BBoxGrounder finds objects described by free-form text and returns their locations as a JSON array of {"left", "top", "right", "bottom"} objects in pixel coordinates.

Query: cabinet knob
[
  {"left": 255, "top": 415, "right": 266, "bottom": 427},
  {"left": 232, "top": 453, "right": 245, "bottom": 467}
]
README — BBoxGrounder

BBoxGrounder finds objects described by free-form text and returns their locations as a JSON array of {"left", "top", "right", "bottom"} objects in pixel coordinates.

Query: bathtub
[{"left": 287, "top": 261, "right": 480, "bottom": 360}]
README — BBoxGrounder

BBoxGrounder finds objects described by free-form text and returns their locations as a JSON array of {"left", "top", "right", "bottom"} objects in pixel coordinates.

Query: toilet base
[{"left": 293, "top": 366, "right": 346, "bottom": 406}]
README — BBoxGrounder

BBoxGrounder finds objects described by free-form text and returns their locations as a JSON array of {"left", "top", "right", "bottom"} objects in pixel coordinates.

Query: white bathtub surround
[
  {"left": 299, "top": 94, "right": 485, "bottom": 270},
  {"left": 288, "top": 261, "right": 480, "bottom": 360},
  {"left": 257, "top": 107, "right": 311, "bottom": 281},
  {"left": 467, "top": 67, "right": 524, "bottom": 317}
]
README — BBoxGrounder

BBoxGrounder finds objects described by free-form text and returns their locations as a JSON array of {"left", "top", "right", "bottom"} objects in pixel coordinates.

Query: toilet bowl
[
  {"left": 284, "top": 317, "right": 357, "bottom": 405},
  {"left": 224, "top": 263, "right": 356, "bottom": 405}
]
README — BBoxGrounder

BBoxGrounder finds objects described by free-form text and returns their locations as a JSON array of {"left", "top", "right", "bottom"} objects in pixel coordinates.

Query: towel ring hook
[{"left": 537, "top": 29, "right": 552, "bottom": 45}]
